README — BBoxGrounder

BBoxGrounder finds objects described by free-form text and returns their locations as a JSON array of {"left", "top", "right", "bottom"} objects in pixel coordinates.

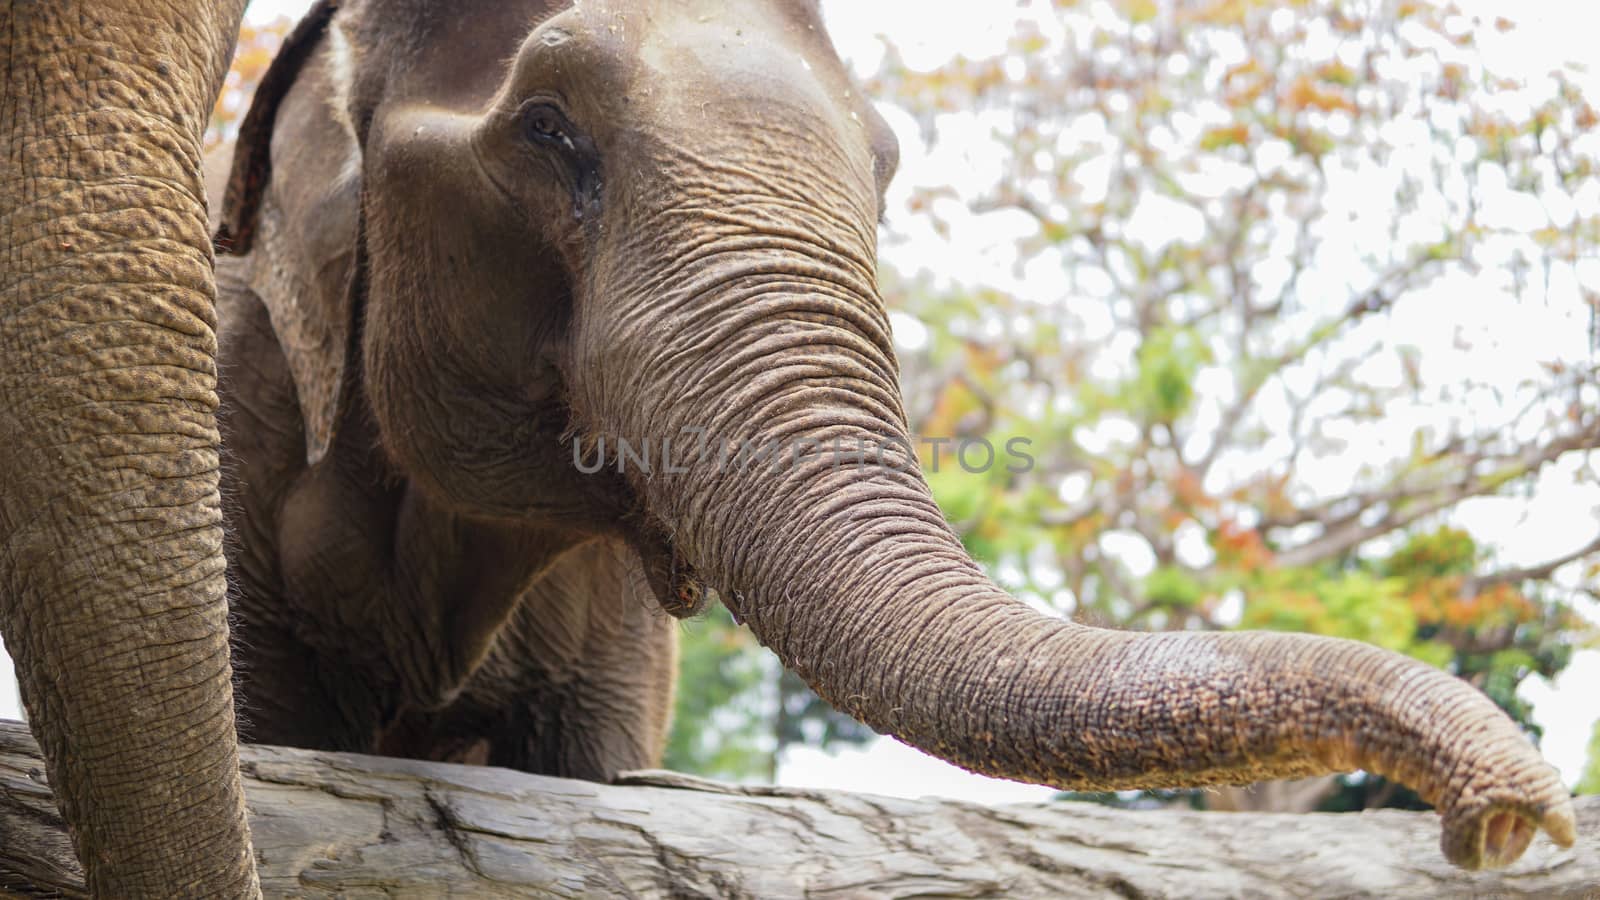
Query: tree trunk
[{"left": 0, "top": 723, "right": 1592, "bottom": 898}]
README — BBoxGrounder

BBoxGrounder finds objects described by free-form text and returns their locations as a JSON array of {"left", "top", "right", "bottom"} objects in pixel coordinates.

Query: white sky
[{"left": 1, "top": 0, "right": 1593, "bottom": 810}]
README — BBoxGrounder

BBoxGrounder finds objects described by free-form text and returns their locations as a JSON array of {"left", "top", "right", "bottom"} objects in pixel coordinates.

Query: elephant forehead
[
  {"left": 643, "top": 22, "right": 835, "bottom": 112},
  {"left": 543, "top": 1, "right": 846, "bottom": 120}
]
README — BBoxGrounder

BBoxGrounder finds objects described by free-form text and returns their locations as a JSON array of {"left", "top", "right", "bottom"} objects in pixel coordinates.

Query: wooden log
[{"left": 0, "top": 721, "right": 1594, "bottom": 898}]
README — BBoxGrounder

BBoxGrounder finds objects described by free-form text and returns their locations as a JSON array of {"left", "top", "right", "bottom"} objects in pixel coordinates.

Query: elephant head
[{"left": 218, "top": 0, "right": 1575, "bottom": 869}]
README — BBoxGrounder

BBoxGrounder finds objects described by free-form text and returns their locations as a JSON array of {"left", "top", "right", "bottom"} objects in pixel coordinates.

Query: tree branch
[
  {"left": 1270, "top": 423, "right": 1600, "bottom": 568},
  {"left": 1196, "top": 262, "right": 1429, "bottom": 482},
  {"left": 1465, "top": 532, "right": 1600, "bottom": 594}
]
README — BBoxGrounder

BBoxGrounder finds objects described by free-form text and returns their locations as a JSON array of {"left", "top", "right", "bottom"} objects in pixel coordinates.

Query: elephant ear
[
  {"left": 214, "top": 0, "right": 341, "bottom": 255},
  {"left": 215, "top": 0, "right": 362, "bottom": 466}
]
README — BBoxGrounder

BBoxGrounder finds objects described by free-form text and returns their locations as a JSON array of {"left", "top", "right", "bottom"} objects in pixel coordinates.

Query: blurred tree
[
  {"left": 206, "top": 14, "right": 291, "bottom": 153},
  {"left": 665, "top": 608, "right": 875, "bottom": 781},
  {"left": 662, "top": 607, "right": 775, "bottom": 779},
  {"left": 1579, "top": 719, "right": 1600, "bottom": 795},
  {"left": 865, "top": 0, "right": 1600, "bottom": 812}
]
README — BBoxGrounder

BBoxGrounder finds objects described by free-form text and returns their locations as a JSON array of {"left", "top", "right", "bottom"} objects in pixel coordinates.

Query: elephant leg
[
  {"left": 489, "top": 549, "right": 677, "bottom": 781},
  {"left": 375, "top": 644, "right": 677, "bottom": 780},
  {"left": 216, "top": 281, "right": 391, "bottom": 755},
  {"left": 483, "top": 615, "right": 678, "bottom": 782},
  {"left": 231, "top": 614, "right": 390, "bottom": 754},
  {"left": 379, "top": 543, "right": 678, "bottom": 782},
  {"left": 0, "top": 2, "right": 258, "bottom": 896}
]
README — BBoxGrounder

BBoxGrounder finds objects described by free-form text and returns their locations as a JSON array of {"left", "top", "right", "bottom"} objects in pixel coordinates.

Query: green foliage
[
  {"left": 1145, "top": 566, "right": 1204, "bottom": 609},
  {"left": 665, "top": 605, "right": 873, "bottom": 781},
  {"left": 663, "top": 606, "right": 776, "bottom": 780},
  {"left": 1129, "top": 327, "right": 1211, "bottom": 425},
  {"left": 1236, "top": 528, "right": 1577, "bottom": 734},
  {"left": 1317, "top": 774, "right": 1431, "bottom": 815},
  {"left": 1238, "top": 568, "right": 1419, "bottom": 655},
  {"left": 1382, "top": 527, "right": 1479, "bottom": 579},
  {"left": 1578, "top": 720, "right": 1600, "bottom": 796},
  {"left": 774, "top": 669, "right": 876, "bottom": 751}
]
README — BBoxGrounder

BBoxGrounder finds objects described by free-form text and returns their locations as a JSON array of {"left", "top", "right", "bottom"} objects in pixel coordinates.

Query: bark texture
[{"left": 0, "top": 721, "right": 1593, "bottom": 899}]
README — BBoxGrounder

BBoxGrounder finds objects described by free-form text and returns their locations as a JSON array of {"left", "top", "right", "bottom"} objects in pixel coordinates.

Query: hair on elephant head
[{"left": 210, "top": 0, "right": 1576, "bottom": 871}]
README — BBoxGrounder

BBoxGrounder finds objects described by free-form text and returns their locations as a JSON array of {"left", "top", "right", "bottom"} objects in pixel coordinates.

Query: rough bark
[{"left": 0, "top": 722, "right": 1593, "bottom": 898}]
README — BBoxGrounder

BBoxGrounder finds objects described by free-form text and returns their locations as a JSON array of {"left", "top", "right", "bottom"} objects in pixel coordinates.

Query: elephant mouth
[{"left": 631, "top": 525, "right": 714, "bottom": 620}]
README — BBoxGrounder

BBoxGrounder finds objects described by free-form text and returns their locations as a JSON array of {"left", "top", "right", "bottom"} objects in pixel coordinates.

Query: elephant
[
  {"left": 202, "top": 0, "right": 1577, "bottom": 880},
  {"left": 0, "top": 1, "right": 259, "bottom": 897}
]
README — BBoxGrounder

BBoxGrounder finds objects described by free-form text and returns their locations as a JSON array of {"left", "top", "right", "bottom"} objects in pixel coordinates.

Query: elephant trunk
[
  {"left": 697, "top": 432, "right": 1571, "bottom": 869},
  {"left": 583, "top": 239, "right": 1575, "bottom": 869},
  {"left": 0, "top": 2, "right": 257, "bottom": 896}
]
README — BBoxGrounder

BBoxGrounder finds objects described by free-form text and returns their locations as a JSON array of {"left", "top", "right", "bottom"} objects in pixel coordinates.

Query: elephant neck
[{"left": 229, "top": 359, "right": 592, "bottom": 717}]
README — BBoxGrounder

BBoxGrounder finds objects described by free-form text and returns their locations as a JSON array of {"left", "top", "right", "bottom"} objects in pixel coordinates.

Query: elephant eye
[{"left": 523, "top": 103, "right": 571, "bottom": 147}]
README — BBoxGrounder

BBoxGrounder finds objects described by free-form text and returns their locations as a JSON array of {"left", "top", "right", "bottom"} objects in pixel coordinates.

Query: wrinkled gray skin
[
  {"left": 211, "top": 0, "right": 1576, "bottom": 871},
  {"left": 1, "top": 1, "right": 259, "bottom": 896}
]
